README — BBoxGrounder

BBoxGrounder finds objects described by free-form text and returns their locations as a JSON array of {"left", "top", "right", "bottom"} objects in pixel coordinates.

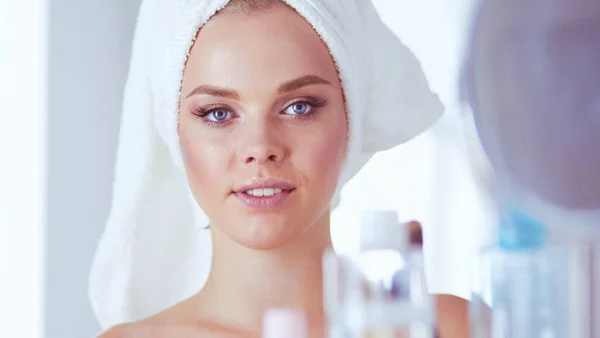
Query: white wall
[
  {"left": 0, "top": 1, "right": 47, "bottom": 337},
  {"left": 45, "top": 0, "right": 140, "bottom": 336}
]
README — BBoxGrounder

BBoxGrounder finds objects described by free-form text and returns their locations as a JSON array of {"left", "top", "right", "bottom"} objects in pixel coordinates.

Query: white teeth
[{"left": 246, "top": 188, "right": 284, "bottom": 196}]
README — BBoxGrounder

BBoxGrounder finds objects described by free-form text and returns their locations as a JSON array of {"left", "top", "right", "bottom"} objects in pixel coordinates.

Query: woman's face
[{"left": 179, "top": 6, "right": 347, "bottom": 250}]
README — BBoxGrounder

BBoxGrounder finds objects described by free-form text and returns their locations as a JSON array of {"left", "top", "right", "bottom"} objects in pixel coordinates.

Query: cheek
[
  {"left": 179, "top": 124, "right": 231, "bottom": 206},
  {"left": 295, "top": 114, "right": 347, "bottom": 189}
]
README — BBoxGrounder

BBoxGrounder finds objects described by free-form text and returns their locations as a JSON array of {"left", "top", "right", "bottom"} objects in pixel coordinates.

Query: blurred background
[{"left": 0, "top": 0, "right": 490, "bottom": 337}]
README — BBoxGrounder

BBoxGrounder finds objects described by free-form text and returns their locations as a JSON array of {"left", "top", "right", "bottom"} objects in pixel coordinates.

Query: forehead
[{"left": 182, "top": 6, "right": 339, "bottom": 87}]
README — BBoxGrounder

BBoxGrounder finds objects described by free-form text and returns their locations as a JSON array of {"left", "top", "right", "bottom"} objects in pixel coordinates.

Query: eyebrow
[
  {"left": 184, "top": 75, "right": 332, "bottom": 100},
  {"left": 185, "top": 85, "right": 240, "bottom": 100},
  {"left": 277, "top": 75, "right": 332, "bottom": 93}
]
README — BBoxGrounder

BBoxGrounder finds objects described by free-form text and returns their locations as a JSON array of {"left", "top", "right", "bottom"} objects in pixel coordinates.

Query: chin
[{"left": 226, "top": 216, "right": 303, "bottom": 251}]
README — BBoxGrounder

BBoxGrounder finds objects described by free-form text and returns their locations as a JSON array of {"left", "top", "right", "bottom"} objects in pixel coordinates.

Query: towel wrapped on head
[{"left": 89, "top": 0, "right": 443, "bottom": 328}]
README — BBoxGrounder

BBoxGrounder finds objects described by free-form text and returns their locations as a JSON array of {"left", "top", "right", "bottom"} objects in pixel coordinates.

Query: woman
[{"left": 91, "top": 0, "right": 459, "bottom": 336}]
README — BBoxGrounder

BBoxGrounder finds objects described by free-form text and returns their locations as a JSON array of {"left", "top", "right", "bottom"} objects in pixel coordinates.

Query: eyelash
[{"left": 191, "top": 96, "right": 329, "bottom": 127}]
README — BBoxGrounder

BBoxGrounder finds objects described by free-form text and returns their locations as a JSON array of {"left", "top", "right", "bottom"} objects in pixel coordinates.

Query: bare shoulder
[
  {"left": 94, "top": 310, "right": 191, "bottom": 338},
  {"left": 96, "top": 321, "right": 205, "bottom": 338},
  {"left": 96, "top": 300, "right": 252, "bottom": 338},
  {"left": 96, "top": 323, "right": 135, "bottom": 338},
  {"left": 435, "top": 294, "right": 470, "bottom": 338}
]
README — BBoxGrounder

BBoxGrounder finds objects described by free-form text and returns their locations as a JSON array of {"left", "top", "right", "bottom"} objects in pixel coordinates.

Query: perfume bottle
[
  {"left": 470, "top": 205, "right": 577, "bottom": 338},
  {"left": 324, "top": 210, "right": 435, "bottom": 338}
]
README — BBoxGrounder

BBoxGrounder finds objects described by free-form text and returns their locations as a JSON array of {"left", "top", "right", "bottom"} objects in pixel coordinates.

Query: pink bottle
[{"left": 262, "top": 308, "right": 309, "bottom": 338}]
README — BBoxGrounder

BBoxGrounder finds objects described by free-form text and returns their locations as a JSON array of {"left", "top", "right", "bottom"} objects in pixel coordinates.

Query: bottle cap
[
  {"left": 262, "top": 308, "right": 308, "bottom": 338},
  {"left": 498, "top": 204, "right": 547, "bottom": 251}
]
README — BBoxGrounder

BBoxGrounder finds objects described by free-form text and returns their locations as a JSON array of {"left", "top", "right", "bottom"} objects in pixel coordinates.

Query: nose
[{"left": 240, "top": 125, "right": 285, "bottom": 166}]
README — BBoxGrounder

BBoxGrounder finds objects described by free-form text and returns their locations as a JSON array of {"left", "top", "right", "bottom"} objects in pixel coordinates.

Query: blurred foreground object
[
  {"left": 324, "top": 211, "right": 434, "bottom": 337},
  {"left": 262, "top": 308, "right": 308, "bottom": 338},
  {"left": 462, "top": 0, "right": 600, "bottom": 212},
  {"left": 463, "top": 0, "right": 600, "bottom": 336}
]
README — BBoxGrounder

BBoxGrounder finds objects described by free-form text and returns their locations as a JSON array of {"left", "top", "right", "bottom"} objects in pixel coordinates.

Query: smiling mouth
[
  {"left": 234, "top": 189, "right": 295, "bottom": 210},
  {"left": 232, "top": 178, "right": 296, "bottom": 210}
]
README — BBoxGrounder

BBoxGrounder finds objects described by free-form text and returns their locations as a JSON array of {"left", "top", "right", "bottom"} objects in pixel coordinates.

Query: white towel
[{"left": 89, "top": 0, "right": 443, "bottom": 329}]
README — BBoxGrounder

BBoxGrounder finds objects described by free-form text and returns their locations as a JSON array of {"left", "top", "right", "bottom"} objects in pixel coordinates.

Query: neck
[{"left": 197, "top": 212, "right": 332, "bottom": 333}]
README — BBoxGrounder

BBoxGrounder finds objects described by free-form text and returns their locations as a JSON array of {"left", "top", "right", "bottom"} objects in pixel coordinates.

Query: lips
[
  {"left": 233, "top": 178, "right": 295, "bottom": 193},
  {"left": 233, "top": 178, "right": 296, "bottom": 210}
]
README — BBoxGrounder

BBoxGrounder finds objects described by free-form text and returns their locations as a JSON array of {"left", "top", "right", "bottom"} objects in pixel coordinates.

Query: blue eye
[
  {"left": 207, "top": 109, "right": 231, "bottom": 122},
  {"left": 285, "top": 102, "right": 312, "bottom": 115}
]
